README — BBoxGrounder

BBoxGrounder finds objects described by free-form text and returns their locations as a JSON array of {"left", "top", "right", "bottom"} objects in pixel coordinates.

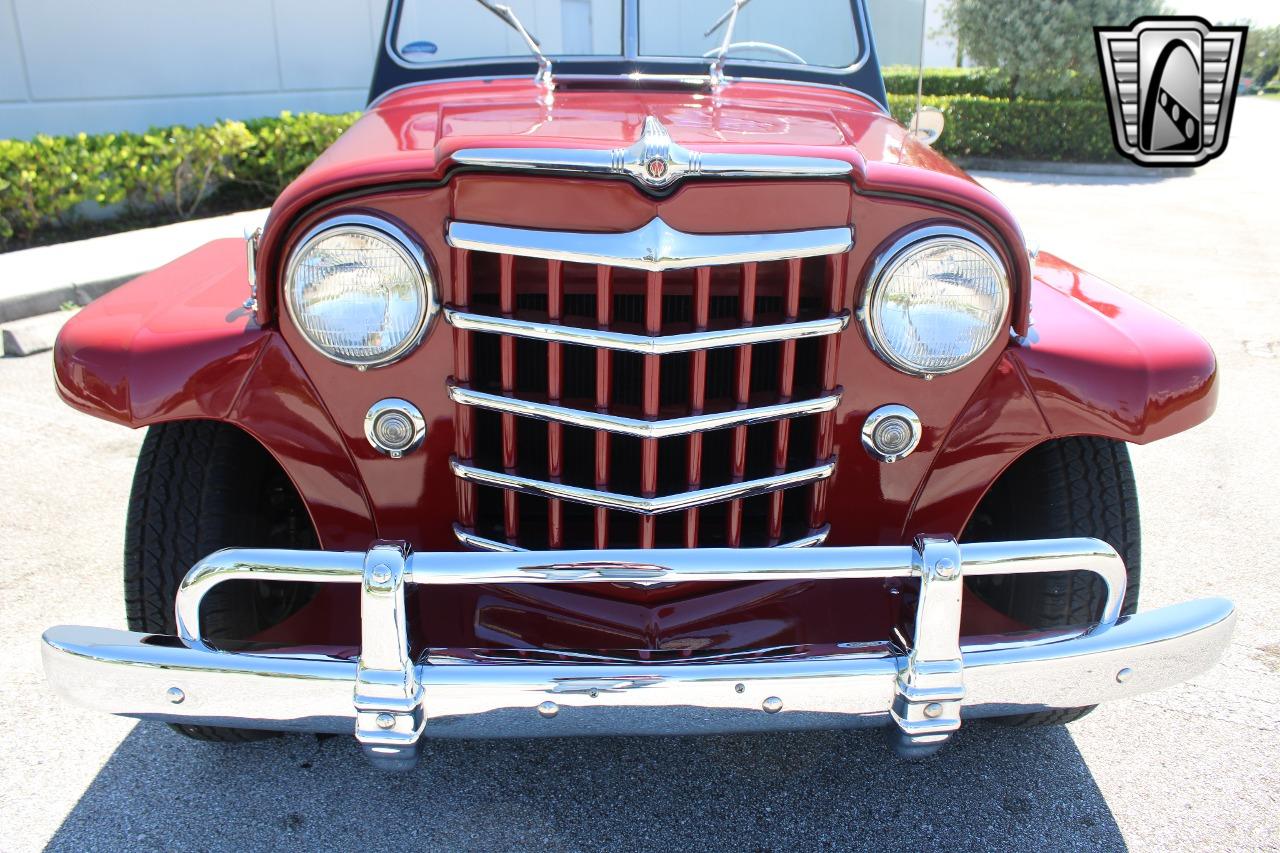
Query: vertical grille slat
[
  {"left": 639, "top": 270, "right": 663, "bottom": 549},
  {"left": 499, "top": 254, "right": 520, "bottom": 544},
  {"left": 725, "top": 262, "right": 757, "bottom": 547},
  {"left": 811, "top": 253, "right": 847, "bottom": 529},
  {"left": 769, "top": 258, "right": 803, "bottom": 543},
  {"left": 594, "top": 266, "right": 614, "bottom": 549},
  {"left": 452, "top": 230, "right": 848, "bottom": 553},
  {"left": 452, "top": 248, "right": 477, "bottom": 530},
  {"left": 546, "top": 259, "right": 565, "bottom": 548},
  {"left": 684, "top": 266, "right": 712, "bottom": 548}
]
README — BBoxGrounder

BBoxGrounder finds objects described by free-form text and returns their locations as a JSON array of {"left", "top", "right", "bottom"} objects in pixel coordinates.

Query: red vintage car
[{"left": 42, "top": 0, "right": 1232, "bottom": 770}]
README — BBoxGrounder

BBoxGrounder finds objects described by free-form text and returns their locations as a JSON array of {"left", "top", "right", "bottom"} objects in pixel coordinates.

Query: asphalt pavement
[{"left": 2, "top": 99, "right": 1278, "bottom": 852}]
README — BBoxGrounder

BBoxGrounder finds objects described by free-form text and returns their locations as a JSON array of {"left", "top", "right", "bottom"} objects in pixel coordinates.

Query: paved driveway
[{"left": 2, "top": 99, "right": 1278, "bottom": 852}]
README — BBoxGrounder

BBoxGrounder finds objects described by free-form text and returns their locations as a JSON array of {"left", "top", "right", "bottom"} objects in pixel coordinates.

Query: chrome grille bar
[
  {"left": 453, "top": 523, "right": 831, "bottom": 552},
  {"left": 450, "top": 457, "right": 835, "bottom": 516},
  {"left": 447, "top": 383, "right": 841, "bottom": 438},
  {"left": 443, "top": 308, "right": 849, "bottom": 354},
  {"left": 446, "top": 218, "right": 854, "bottom": 272}
]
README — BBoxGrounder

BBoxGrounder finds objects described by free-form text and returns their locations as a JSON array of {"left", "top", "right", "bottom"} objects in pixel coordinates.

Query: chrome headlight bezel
[
  {"left": 859, "top": 225, "right": 1011, "bottom": 378},
  {"left": 284, "top": 214, "right": 438, "bottom": 369}
]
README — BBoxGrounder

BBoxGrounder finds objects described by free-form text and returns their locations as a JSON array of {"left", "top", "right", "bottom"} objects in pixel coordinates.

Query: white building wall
[
  {"left": 867, "top": 0, "right": 960, "bottom": 68},
  {"left": 0, "top": 0, "right": 962, "bottom": 140},
  {"left": 0, "top": 0, "right": 386, "bottom": 138}
]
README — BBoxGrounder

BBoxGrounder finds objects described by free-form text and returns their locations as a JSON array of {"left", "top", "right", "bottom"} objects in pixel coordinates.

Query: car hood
[
  {"left": 260, "top": 77, "right": 1029, "bottom": 330},
  {"left": 283, "top": 78, "right": 972, "bottom": 196}
]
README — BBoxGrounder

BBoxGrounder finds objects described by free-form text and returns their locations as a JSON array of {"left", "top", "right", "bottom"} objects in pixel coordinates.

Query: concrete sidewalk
[{"left": 0, "top": 208, "right": 268, "bottom": 324}]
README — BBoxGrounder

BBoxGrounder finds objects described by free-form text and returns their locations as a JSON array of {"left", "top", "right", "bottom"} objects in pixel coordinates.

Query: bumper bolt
[
  {"left": 1116, "top": 667, "right": 1133, "bottom": 683},
  {"left": 375, "top": 712, "right": 396, "bottom": 730},
  {"left": 762, "top": 696, "right": 783, "bottom": 714},
  {"left": 734, "top": 683, "right": 745, "bottom": 694},
  {"left": 923, "top": 702, "right": 944, "bottom": 719},
  {"left": 537, "top": 701, "right": 560, "bottom": 719},
  {"left": 369, "top": 564, "right": 393, "bottom": 586},
  {"left": 934, "top": 558, "right": 958, "bottom": 580},
  {"left": 166, "top": 687, "right": 185, "bottom": 704}
]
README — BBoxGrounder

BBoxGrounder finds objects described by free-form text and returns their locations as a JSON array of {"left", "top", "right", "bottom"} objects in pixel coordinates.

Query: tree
[
  {"left": 944, "top": 0, "right": 1166, "bottom": 99},
  {"left": 1241, "top": 24, "right": 1279, "bottom": 88}
]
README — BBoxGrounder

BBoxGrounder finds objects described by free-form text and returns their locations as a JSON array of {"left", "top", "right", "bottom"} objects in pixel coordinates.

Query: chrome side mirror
[{"left": 908, "top": 106, "right": 945, "bottom": 147}]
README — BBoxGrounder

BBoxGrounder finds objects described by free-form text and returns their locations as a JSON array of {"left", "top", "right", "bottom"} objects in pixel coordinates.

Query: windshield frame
[{"left": 368, "top": 0, "right": 887, "bottom": 109}]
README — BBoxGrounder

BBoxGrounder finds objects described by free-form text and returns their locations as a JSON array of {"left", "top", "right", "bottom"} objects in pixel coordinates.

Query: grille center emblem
[{"left": 613, "top": 117, "right": 703, "bottom": 188}]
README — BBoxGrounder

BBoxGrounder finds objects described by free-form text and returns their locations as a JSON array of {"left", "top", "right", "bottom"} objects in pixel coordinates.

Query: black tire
[
  {"left": 962, "top": 436, "right": 1141, "bottom": 726},
  {"left": 125, "top": 421, "right": 318, "bottom": 742}
]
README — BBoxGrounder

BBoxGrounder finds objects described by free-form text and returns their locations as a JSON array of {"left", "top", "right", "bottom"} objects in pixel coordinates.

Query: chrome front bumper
[{"left": 42, "top": 537, "right": 1235, "bottom": 770}]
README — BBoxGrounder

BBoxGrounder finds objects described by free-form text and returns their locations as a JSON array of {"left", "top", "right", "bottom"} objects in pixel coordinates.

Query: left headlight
[
  {"left": 285, "top": 215, "right": 436, "bottom": 368},
  {"left": 860, "top": 226, "right": 1009, "bottom": 376}
]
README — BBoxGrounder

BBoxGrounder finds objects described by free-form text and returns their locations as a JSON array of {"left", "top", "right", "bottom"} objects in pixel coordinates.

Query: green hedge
[
  {"left": 882, "top": 65, "right": 1099, "bottom": 100},
  {"left": 0, "top": 111, "right": 358, "bottom": 250},
  {"left": 887, "top": 94, "right": 1117, "bottom": 162},
  {"left": 883, "top": 65, "right": 1015, "bottom": 98}
]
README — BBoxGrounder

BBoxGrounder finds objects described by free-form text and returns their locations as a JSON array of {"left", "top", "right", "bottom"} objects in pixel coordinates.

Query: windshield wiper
[
  {"left": 703, "top": 0, "right": 753, "bottom": 88},
  {"left": 473, "top": 0, "right": 554, "bottom": 96}
]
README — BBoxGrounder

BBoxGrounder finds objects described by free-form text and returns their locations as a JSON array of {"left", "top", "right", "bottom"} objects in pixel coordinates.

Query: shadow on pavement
[
  {"left": 969, "top": 169, "right": 1188, "bottom": 188},
  {"left": 46, "top": 720, "right": 1125, "bottom": 852}
]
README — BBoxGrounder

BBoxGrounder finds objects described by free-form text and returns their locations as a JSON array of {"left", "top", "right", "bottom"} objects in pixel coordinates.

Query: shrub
[
  {"left": 882, "top": 65, "right": 1100, "bottom": 100},
  {"left": 0, "top": 135, "right": 96, "bottom": 243},
  {"left": 234, "top": 111, "right": 360, "bottom": 198},
  {"left": 882, "top": 65, "right": 1014, "bottom": 98},
  {"left": 107, "top": 122, "right": 257, "bottom": 219},
  {"left": 0, "top": 112, "right": 359, "bottom": 251},
  {"left": 887, "top": 94, "right": 1118, "bottom": 162}
]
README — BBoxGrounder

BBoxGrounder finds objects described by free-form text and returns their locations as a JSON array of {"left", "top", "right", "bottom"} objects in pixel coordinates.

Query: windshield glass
[
  {"left": 638, "top": 0, "right": 860, "bottom": 68},
  {"left": 392, "top": 0, "right": 862, "bottom": 69}
]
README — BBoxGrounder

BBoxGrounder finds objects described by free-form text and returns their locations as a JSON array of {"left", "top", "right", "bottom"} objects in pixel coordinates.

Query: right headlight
[
  {"left": 861, "top": 226, "right": 1009, "bottom": 376},
  {"left": 285, "top": 215, "right": 436, "bottom": 368}
]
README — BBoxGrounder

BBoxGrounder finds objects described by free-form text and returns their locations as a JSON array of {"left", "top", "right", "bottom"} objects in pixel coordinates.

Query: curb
[
  {"left": 957, "top": 157, "right": 1194, "bottom": 178},
  {"left": 0, "top": 208, "right": 268, "bottom": 325},
  {"left": 0, "top": 273, "right": 139, "bottom": 324},
  {"left": 2, "top": 308, "right": 78, "bottom": 357}
]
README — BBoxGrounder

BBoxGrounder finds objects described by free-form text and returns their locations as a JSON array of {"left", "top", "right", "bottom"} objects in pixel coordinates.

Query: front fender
[
  {"left": 53, "top": 239, "right": 375, "bottom": 550},
  {"left": 908, "top": 251, "right": 1217, "bottom": 536},
  {"left": 1011, "top": 252, "right": 1218, "bottom": 441}
]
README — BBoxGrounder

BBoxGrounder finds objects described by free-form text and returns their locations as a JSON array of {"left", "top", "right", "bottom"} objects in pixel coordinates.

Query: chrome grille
[{"left": 446, "top": 218, "right": 851, "bottom": 551}]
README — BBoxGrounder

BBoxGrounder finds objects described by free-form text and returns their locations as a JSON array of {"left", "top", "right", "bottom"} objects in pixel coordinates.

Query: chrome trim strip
[
  {"left": 447, "top": 383, "right": 841, "bottom": 438},
  {"left": 453, "top": 116, "right": 852, "bottom": 189},
  {"left": 366, "top": 73, "right": 892, "bottom": 115},
  {"left": 452, "top": 522, "right": 831, "bottom": 552},
  {"left": 449, "top": 457, "right": 835, "bottom": 516},
  {"left": 452, "top": 524, "right": 529, "bottom": 552},
  {"left": 778, "top": 525, "right": 831, "bottom": 547},
  {"left": 444, "top": 309, "right": 850, "bottom": 355},
  {"left": 446, "top": 218, "right": 853, "bottom": 272}
]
